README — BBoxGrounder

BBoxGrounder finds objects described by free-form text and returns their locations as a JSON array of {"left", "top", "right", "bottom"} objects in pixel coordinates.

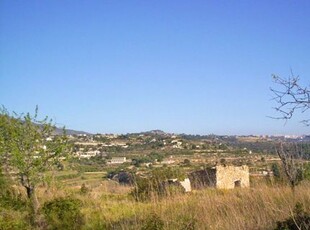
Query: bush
[
  {"left": 275, "top": 202, "right": 310, "bottom": 230},
  {"left": 303, "top": 162, "right": 310, "bottom": 181},
  {"left": 43, "top": 197, "right": 84, "bottom": 230},
  {"left": 271, "top": 163, "right": 287, "bottom": 184},
  {"left": 80, "top": 183, "right": 89, "bottom": 195},
  {"left": 0, "top": 173, "right": 27, "bottom": 210},
  {"left": 183, "top": 159, "right": 191, "bottom": 166},
  {"left": 0, "top": 209, "right": 31, "bottom": 230},
  {"left": 0, "top": 190, "right": 27, "bottom": 211}
]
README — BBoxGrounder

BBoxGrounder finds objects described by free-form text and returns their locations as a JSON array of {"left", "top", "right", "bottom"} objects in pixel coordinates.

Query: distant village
[
  {"left": 61, "top": 130, "right": 310, "bottom": 190},
  {"left": 68, "top": 130, "right": 309, "bottom": 160}
]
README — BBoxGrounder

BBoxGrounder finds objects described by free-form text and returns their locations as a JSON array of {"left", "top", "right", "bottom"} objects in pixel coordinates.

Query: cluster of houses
[{"left": 74, "top": 141, "right": 128, "bottom": 159}]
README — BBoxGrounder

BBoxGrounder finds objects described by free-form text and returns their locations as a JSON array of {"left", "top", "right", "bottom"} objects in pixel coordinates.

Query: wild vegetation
[{"left": 1, "top": 175, "right": 310, "bottom": 229}]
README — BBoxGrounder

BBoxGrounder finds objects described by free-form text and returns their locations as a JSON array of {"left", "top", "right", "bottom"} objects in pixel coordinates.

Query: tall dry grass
[
  {"left": 36, "top": 180, "right": 309, "bottom": 230},
  {"left": 8, "top": 179, "right": 310, "bottom": 229}
]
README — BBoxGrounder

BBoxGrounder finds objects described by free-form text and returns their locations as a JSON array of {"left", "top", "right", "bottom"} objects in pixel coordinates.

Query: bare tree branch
[
  {"left": 270, "top": 72, "right": 310, "bottom": 126},
  {"left": 276, "top": 142, "right": 304, "bottom": 190}
]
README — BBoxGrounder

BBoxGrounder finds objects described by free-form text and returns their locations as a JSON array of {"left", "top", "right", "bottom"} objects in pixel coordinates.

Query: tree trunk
[{"left": 26, "top": 186, "right": 40, "bottom": 225}]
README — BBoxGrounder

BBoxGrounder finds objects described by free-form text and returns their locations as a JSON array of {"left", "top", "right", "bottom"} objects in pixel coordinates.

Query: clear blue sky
[{"left": 1, "top": 1, "right": 309, "bottom": 135}]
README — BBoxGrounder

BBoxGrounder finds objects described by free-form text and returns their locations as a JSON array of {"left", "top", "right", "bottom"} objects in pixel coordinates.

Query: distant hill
[
  {"left": 144, "top": 130, "right": 167, "bottom": 135},
  {"left": 54, "top": 127, "right": 91, "bottom": 135},
  {"left": 138, "top": 130, "right": 172, "bottom": 136}
]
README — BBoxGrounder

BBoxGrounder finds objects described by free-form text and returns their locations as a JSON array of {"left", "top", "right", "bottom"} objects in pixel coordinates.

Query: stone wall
[
  {"left": 215, "top": 165, "right": 250, "bottom": 189},
  {"left": 189, "top": 168, "right": 216, "bottom": 189}
]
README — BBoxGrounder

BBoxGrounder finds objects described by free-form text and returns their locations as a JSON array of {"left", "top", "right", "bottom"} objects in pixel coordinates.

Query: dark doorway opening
[{"left": 234, "top": 180, "right": 241, "bottom": 188}]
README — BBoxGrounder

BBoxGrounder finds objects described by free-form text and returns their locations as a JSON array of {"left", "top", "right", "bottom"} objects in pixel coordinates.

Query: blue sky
[{"left": 1, "top": 1, "right": 309, "bottom": 135}]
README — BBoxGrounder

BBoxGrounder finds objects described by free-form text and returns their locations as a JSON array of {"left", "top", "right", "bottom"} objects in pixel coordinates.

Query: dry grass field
[{"left": 30, "top": 179, "right": 310, "bottom": 230}]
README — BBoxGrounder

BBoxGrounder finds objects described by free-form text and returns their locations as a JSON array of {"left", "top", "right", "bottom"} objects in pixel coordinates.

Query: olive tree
[{"left": 0, "top": 107, "right": 69, "bottom": 223}]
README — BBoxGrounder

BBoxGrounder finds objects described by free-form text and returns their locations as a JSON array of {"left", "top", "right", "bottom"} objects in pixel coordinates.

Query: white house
[
  {"left": 110, "top": 157, "right": 127, "bottom": 164},
  {"left": 79, "top": 150, "right": 100, "bottom": 159}
]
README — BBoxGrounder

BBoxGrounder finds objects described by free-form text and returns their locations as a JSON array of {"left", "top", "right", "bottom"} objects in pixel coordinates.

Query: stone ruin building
[
  {"left": 189, "top": 165, "right": 250, "bottom": 189},
  {"left": 110, "top": 165, "right": 249, "bottom": 192}
]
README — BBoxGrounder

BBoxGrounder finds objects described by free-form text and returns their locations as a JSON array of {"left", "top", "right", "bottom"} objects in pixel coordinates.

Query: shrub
[
  {"left": 275, "top": 202, "right": 310, "bottom": 230},
  {"left": 42, "top": 197, "right": 84, "bottom": 230},
  {"left": 183, "top": 159, "right": 191, "bottom": 166},
  {"left": 0, "top": 173, "right": 27, "bottom": 210},
  {"left": 80, "top": 183, "right": 89, "bottom": 195},
  {"left": 271, "top": 163, "right": 287, "bottom": 184},
  {"left": 0, "top": 190, "right": 27, "bottom": 211},
  {"left": 0, "top": 209, "right": 31, "bottom": 230},
  {"left": 303, "top": 162, "right": 310, "bottom": 181}
]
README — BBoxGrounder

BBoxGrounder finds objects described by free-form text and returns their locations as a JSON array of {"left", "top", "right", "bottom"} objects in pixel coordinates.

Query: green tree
[{"left": 0, "top": 107, "right": 69, "bottom": 224}]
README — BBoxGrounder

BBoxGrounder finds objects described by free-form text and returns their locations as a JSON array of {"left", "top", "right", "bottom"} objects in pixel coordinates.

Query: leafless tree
[
  {"left": 270, "top": 72, "right": 310, "bottom": 125},
  {"left": 276, "top": 142, "right": 304, "bottom": 190}
]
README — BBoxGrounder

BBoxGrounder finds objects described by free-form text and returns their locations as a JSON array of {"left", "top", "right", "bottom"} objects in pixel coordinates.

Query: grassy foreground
[{"left": 19, "top": 180, "right": 307, "bottom": 230}]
